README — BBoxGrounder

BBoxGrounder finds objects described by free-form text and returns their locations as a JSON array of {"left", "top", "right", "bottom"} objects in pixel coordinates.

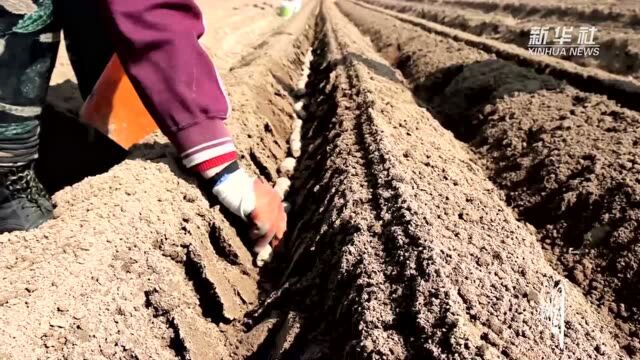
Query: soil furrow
[
  {"left": 159, "top": 1, "right": 321, "bottom": 356},
  {"left": 240, "top": 1, "right": 627, "bottom": 358},
  {"left": 363, "top": 0, "right": 640, "bottom": 81},
  {"left": 438, "top": 0, "right": 640, "bottom": 28},
  {"left": 339, "top": 0, "right": 640, "bottom": 355},
  {"left": 352, "top": 0, "right": 640, "bottom": 113}
]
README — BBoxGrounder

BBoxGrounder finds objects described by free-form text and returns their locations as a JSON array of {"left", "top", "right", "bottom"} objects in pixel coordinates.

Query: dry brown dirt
[
  {"left": 362, "top": 0, "right": 640, "bottom": 81},
  {"left": 2, "top": 0, "right": 640, "bottom": 358},
  {"left": 1, "top": 0, "right": 316, "bottom": 358},
  {"left": 339, "top": 0, "right": 640, "bottom": 356},
  {"left": 433, "top": 0, "right": 640, "bottom": 15}
]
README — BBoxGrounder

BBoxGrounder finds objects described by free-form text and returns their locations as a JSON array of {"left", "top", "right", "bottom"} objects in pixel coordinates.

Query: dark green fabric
[
  {"left": 10, "top": 0, "right": 54, "bottom": 34},
  {"left": 0, "top": 121, "right": 38, "bottom": 139},
  {"left": 0, "top": 0, "right": 54, "bottom": 36}
]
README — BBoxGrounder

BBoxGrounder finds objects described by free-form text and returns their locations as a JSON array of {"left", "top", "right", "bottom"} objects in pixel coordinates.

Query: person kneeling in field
[{"left": 0, "top": 0, "right": 286, "bottom": 250}]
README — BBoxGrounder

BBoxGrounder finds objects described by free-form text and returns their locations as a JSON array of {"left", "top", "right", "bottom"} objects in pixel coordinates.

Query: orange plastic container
[{"left": 80, "top": 55, "right": 159, "bottom": 149}]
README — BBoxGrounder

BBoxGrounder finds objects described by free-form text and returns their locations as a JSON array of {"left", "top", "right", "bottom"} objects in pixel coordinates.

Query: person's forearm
[{"left": 103, "top": 0, "right": 236, "bottom": 175}]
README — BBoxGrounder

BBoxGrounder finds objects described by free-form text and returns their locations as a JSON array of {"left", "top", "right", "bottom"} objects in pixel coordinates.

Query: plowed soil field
[
  {"left": 362, "top": 0, "right": 640, "bottom": 81},
  {"left": 1, "top": 0, "right": 639, "bottom": 359}
]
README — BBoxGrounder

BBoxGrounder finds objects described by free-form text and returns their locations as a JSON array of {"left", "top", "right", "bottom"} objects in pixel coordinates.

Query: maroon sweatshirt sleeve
[{"left": 103, "top": 0, "right": 237, "bottom": 173}]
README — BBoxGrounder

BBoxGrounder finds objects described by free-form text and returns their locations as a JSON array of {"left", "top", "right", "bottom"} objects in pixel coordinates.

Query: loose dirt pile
[
  {"left": 0, "top": 0, "right": 317, "bottom": 358},
  {"left": 339, "top": 0, "right": 640, "bottom": 355},
  {"left": 2, "top": 0, "right": 639, "bottom": 358},
  {"left": 361, "top": 0, "right": 640, "bottom": 81}
]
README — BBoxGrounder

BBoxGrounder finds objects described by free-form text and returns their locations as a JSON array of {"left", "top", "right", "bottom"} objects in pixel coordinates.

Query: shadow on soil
[
  {"left": 39, "top": 80, "right": 221, "bottom": 200},
  {"left": 405, "top": 58, "right": 561, "bottom": 141},
  {"left": 341, "top": 52, "right": 404, "bottom": 83},
  {"left": 37, "top": 80, "right": 128, "bottom": 194}
]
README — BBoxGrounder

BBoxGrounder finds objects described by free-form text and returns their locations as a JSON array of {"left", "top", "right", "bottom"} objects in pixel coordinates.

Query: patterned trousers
[{"left": 0, "top": 0, "right": 113, "bottom": 169}]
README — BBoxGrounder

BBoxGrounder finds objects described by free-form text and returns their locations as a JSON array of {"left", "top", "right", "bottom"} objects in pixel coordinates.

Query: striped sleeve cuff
[
  {"left": 170, "top": 119, "right": 237, "bottom": 178},
  {"left": 181, "top": 137, "right": 235, "bottom": 167},
  {"left": 192, "top": 151, "right": 237, "bottom": 174},
  {"left": 180, "top": 138, "right": 237, "bottom": 177}
]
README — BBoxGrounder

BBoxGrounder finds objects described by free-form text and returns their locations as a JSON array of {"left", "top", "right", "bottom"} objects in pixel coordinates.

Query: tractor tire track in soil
[
  {"left": 238, "top": 1, "right": 625, "bottom": 358},
  {"left": 339, "top": 0, "right": 640, "bottom": 355},
  {"left": 360, "top": 0, "right": 640, "bottom": 82}
]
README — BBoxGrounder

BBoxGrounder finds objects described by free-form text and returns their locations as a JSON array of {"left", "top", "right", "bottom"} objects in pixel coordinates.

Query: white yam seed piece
[
  {"left": 291, "top": 141, "right": 302, "bottom": 158},
  {"left": 293, "top": 101, "right": 306, "bottom": 119},
  {"left": 290, "top": 128, "right": 301, "bottom": 143},
  {"left": 255, "top": 245, "right": 273, "bottom": 267},
  {"left": 279, "top": 157, "right": 296, "bottom": 176},
  {"left": 293, "top": 87, "right": 306, "bottom": 97},
  {"left": 274, "top": 177, "right": 291, "bottom": 199}
]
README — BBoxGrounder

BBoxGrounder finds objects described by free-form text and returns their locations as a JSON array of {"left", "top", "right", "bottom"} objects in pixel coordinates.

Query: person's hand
[
  {"left": 248, "top": 178, "right": 287, "bottom": 250},
  {"left": 212, "top": 169, "right": 287, "bottom": 251}
]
